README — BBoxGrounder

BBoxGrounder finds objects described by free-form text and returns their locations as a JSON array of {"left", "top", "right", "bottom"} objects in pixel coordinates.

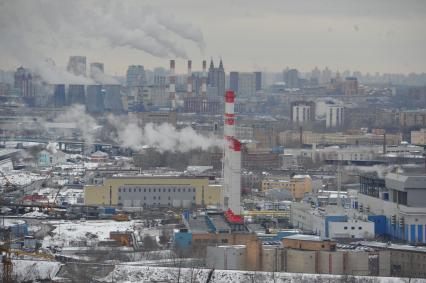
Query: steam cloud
[
  {"left": 52, "top": 105, "right": 221, "bottom": 152},
  {"left": 0, "top": 0, "right": 205, "bottom": 83}
]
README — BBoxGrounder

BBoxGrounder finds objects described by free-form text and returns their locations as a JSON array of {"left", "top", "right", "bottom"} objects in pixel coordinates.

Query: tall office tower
[
  {"left": 229, "top": 71, "right": 239, "bottom": 93},
  {"left": 14, "top": 67, "right": 34, "bottom": 97},
  {"left": 68, "top": 84, "right": 86, "bottom": 105},
  {"left": 67, "top": 56, "right": 86, "bottom": 76},
  {"left": 237, "top": 73, "right": 256, "bottom": 97},
  {"left": 104, "top": 84, "right": 123, "bottom": 113},
  {"left": 86, "top": 85, "right": 104, "bottom": 114},
  {"left": 344, "top": 77, "right": 358, "bottom": 95},
  {"left": 90, "top": 62, "right": 104, "bottom": 77},
  {"left": 126, "top": 65, "right": 146, "bottom": 88},
  {"left": 207, "top": 59, "right": 225, "bottom": 97},
  {"left": 223, "top": 90, "right": 241, "bottom": 213},
  {"left": 53, "top": 84, "right": 66, "bottom": 107},
  {"left": 254, "top": 71, "right": 262, "bottom": 91},
  {"left": 326, "top": 104, "right": 344, "bottom": 128},
  {"left": 285, "top": 69, "right": 299, "bottom": 88}
]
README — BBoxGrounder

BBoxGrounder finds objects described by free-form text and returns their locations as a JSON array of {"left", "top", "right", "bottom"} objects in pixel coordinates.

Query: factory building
[
  {"left": 84, "top": 176, "right": 222, "bottom": 208},
  {"left": 261, "top": 175, "right": 312, "bottom": 200},
  {"left": 357, "top": 170, "right": 426, "bottom": 244}
]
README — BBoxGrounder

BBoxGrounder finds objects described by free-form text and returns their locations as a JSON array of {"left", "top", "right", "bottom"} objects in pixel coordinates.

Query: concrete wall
[
  {"left": 286, "top": 249, "right": 316, "bottom": 273},
  {"left": 206, "top": 245, "right": 246, "bottom": 270}
]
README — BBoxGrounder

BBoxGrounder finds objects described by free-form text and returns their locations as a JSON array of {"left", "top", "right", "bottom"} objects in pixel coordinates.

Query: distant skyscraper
[
  {"left": 230, "top": 72, "right": 239, "bottom": 93},
  {"left": 14, "top": 67, "right": 34, "bottom": 97},
  {"left": 86, "top": 85, "right": 104, "bottom": 114},
  {"left": 104, "top": 84, "right": 123, "bottom": 113},
  {"left": 68, "top": 84, "right": 85, "bottom": 105},
  {"left": 126, "top": 65, "right": 146, "bottom": 87},
  {"left": 237, "top": 73, "right": 256, "bottom": 97},
  {"left": 284, "top": 69, "right": 299, "bottom": 88},
  {"left": 344, "top": 77, "right": 358, "bottom": 95},
  {"left": 90, "top": 62, "right": 104, "bottom": 77},
  {"left": 67, "top": 56, "right": 86, "bottom": 76},
  {"left": 254, "top": 71, "right": 262, "bottom": 91},
  {"left": 207, "top": 59, "right": 225, "bottom": 97},
  {"left": 53, "top": 84, "right": 66, "bottom": 107}
]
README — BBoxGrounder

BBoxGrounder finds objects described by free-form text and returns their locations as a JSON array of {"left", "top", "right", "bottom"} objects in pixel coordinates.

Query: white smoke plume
[
  {"left": 107, "top": 115, "right": 222, "bottom": 152},
  {"left": 0, "top": 0, "right": 205, "bottom": 66},
  {"left": 90, "top": 66, "right": 120, "bottom": 85}
]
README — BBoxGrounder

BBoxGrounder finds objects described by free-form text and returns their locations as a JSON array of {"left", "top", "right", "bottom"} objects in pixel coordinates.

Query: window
[
  {"left": 144, "top": 188, "right": 146, "bottom": 192},
  {"left": 168, "top": 196, "right": 171, "bottom": 200},
  {"left": 163, "top": 188, "right": 165, "bottom": 192},
  {"left": 358, "top": 227, "right": 362, "bottom": 230},
  {"left": 118, "top": 188, "right": 121, "bottom": 192},
  {"left": 139, "top": 188, "right": 141, "bottom": 192},
  {"left": 351, "top": 227, "right": 355, "bottom": 230},
  {"left": 173, "top": 188, "right": 176, "bottom": 192},
  {"left": 154, "top": 188, "right": 156, "bottom": 193},
  {"left": 118, "top": 196, "right": 121, "bottom": 200},
  {"left": 193, "top": 188, "right": 196, "bottom": 192},
  {"left": 183, "top": 188, "right": 186, "bottom": 192},
  {"left": 123, "top": 188, "right": 126, "bottom": 193},
  {"left": 154, "top": 196, "right": 156, "bottom": 200},
  {"left": 344, "top": 226, "right": 348, "bottom": 230},
  {"left": 149, "top": 188, "right": 151, "bottom": 192},
  {"left": 178, "top": 188, "right": 181, "bottom": 192},
  {"left": 168, "top": 188, "right": 171, "bottom": 193},
  {"left": 158, "top": 196, "right": 161, "bottom": 200},
  {"left": 134, "top": 188, "right": 136, "bottom": 192},
  {"left": 144, "top": 196, "right": 146, "bottom": 200}
]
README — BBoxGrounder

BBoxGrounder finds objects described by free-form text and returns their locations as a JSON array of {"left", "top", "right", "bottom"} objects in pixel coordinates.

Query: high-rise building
[
  {"left": 67, "top": 56, "right": 86, "bottom": 76},
  {"left": 207, "top": 59, "right": 225, "bottom": 97},
  {"left": 68, "top": 84, "right": 85, "bottom": 105},
  {"left": 237, "top": 73, "right": 256, "bottom": 97},
  {"left": 104, "top": 84, "right": 123, "bottom": 113},
  {"left": 230, "top": 72, "right": 239, "bottom": 93},
  {"left": 86, "top": 85, "right": 104, "bottom": 114},
  {"left": 53, "top": 84, "right": 66, "bottom": 107},
  {"left": 291, "top": 101, "right": 315, "bottom": 125},
  {"left": 344, "top": 77, "right": 358, "bottom": 95},
  {"left": 126, "top": 65, "right": 146, "bottom": 88},
  {"left": 326, "top": 104, "right": 344, "bottom": 128},
  {"left": 284, "top": 69, "right": 299, "bottom": 88},
  {"left": 254, "top": 71, "right": 262, "bottom": 91},
  {"left": 14, "top": 67, "right": 34, "bottom": 97}
]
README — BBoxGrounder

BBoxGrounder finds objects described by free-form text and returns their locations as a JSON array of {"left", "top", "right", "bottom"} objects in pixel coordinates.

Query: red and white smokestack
[
  {"left": 187, "top": 60, "right": 192, "bottom": 96},
  {"left": 169, "top": 60, "right": 176, "bottom": 108},
  {"left": 223, "top": 90, "right": 241, "bottom": 214},
  {"left": 224, "top": 90, "right": 235, "bottom": 140},
  {"left": 201, "top": 60, "right": 207, "bottom": 96}
]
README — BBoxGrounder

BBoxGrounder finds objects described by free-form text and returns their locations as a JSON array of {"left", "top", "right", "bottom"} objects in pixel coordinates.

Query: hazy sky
[{"left": 1, "top": 0, "right": 425, "bottom": 75}]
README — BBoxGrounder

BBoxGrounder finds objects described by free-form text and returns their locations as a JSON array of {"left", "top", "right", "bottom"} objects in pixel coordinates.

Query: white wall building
[
  {"left": 326, "top": 104, "right": 344, "bottom": 128},
  {"left": 292, "top": 104, "right": 312, "bottom": 125}
]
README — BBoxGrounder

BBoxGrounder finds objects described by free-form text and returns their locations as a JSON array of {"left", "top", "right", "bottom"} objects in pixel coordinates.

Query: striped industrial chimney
[
  {"left": 169, "top": 60, "right": 176, "bottom": 109},
  {"left": 187, "top": 60, "right": 192, "bottom": 96},
  {"left": 201, "top": 60, "right": 207, "bottom": 96},
  {"left": 223, "top": 90, "right": 241, "bottom": 213}
]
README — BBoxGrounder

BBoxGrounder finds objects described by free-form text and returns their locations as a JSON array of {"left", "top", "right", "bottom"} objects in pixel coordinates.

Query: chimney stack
[
  {"left": 201, "top": 60, "right": 207, "bottom": 96},
  {"left": 223, "top": 90, "right": 241, "bottom": 213},
  {"left": 187, "top": 60, "right": 192, "bottom": 96},
  {"left": 169, "top": 60, "right": 176, "bottom": 108}
]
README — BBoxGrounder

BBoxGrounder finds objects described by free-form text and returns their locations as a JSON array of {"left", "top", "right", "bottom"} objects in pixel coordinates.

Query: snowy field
[
  {"left": 101, "top": 265, "right": 426, "bottom": 283},
  {"left": 0, "top": 170, "right": 44, "bottom": 186},
  {"left": 42, "top": 220, "right": 140, "bottom": 248},
  {"left": 0, "top": 260, "right": 62, "bottom": 282}
]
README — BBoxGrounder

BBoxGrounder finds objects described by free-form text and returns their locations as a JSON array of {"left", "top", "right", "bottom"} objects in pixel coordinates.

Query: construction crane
[{"left": 0, "top": 227, "right": 12, "bottom": 283}]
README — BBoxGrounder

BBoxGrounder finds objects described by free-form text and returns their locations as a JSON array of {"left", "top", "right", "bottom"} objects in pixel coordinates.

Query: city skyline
[{"left": 0, "top": 0, "right": 425, "bottom": 75}]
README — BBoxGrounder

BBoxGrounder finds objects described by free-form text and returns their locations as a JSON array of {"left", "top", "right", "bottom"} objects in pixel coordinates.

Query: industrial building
[
  {"left": 261, "top": 175, "right": 312, "bottom": 200},
  {"left": 84, "top": 176, "right": 222, "bottom": 208}
]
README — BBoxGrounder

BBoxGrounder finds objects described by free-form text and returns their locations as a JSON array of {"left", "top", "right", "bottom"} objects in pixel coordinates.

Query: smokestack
[
  {"left": 169, "top": 60, "right": 176, "bottom": 109},
  {"left": 223, "top": 90, "right": 241, "bottom": 213},
  {"left": 201, "top": 60, "right": 207, "bottom": 96},
  {"left": 187, "top": 60, "right": 192, "bottom": 96}
]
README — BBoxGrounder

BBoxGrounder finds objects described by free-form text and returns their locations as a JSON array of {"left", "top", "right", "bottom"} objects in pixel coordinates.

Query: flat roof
[{"left": 283, "top": 234, "right": 332, "bottom": 242}]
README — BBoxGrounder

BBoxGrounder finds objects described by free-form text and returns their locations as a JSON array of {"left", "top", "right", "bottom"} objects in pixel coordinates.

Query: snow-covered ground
[
  {"left": 101, "top": 266, "right": 426, "bottom": 283},
  {"left": 36, "top": 187, "right": 84, "bottom": 205},
  {"left": 3, "top": 260, "right": 61, "bottom": 282},
  {"left": 0, "top": 170, "right": 44, "bottom": 186},
  {"left": 42, "top": 220, "right": 139, "bottom": 248}
]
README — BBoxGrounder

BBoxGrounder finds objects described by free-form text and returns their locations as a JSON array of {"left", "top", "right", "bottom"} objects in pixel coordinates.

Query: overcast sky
[{"left": 0, "top": 0, "right": 425, "bottom": 75}]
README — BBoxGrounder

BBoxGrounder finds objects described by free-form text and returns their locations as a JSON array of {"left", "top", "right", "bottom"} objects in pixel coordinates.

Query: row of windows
[
  {"left": 118, "top": 196, "right": 196, "bottom": 201},
  {"left": 343, "top": 226, "right": 363, "bottom": 230},
  {"left": 118, "top": 187, "right": 195, "bottom": 193}
]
